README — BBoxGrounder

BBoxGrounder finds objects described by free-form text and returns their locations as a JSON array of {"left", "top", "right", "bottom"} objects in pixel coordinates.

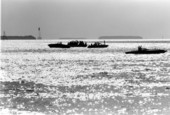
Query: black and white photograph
[{"left": 1, "top": 0, "right": 170, "bottom": 115}]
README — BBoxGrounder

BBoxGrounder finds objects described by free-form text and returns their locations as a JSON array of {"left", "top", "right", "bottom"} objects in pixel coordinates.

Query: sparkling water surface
[{"left": 0, "top": 40, "right": 170, "bottom": 115}]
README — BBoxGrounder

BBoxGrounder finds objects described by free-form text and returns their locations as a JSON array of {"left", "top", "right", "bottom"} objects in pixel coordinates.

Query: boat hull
[
  {"left": 68, "top": 45, "right": 87, "bottom": 47},
  {"left": 126, "top": 50, "right": 167, "bottom": 54},
  {"left": 48, "top": 44, "right": 70, "bottom": 48},
  {"left": 88, "top": 45, "right": 108, "bottom": 48}
]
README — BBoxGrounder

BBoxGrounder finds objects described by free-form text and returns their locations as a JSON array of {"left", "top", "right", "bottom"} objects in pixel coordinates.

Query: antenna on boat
[{"left": 37, "top": 27, "right": 42, "bottom": 40}]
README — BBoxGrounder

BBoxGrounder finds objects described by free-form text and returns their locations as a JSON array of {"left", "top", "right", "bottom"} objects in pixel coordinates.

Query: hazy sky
[{"left": 2, "top": 0, "right": 170, "bottom": 39}]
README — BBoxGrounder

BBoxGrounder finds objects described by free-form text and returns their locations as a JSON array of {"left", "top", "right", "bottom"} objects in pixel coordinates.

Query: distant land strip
[
  {"left": 1, "top": 36, "right": 36, "bottom": 40},
  {"left": 104, "top": 40, "right": 170, "bottom": 43},
  {"left": 99, "top": 36, "right": 143, "bottom": 39},
  {"left": 59, "top": 38, "right": 86, "bottom": 39}
]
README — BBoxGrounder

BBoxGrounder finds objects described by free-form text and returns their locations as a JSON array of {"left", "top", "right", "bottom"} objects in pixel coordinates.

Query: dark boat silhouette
[
  {"left": 88, "top": 41, "right": 108, "bottom": 48},
  {"left": 67, "top": 40, "right": 87, "bottom": 47},
  {"left": 48, "top": 42, "right": 70, "bottom": 48},
  {"left": 126, "top": 46, "right": 167, "bottom": 54}
]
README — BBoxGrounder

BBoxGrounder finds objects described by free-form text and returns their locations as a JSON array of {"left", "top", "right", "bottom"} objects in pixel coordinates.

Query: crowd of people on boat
[{"left": 67, "top": 40, "right": 87, "bottom": 47}]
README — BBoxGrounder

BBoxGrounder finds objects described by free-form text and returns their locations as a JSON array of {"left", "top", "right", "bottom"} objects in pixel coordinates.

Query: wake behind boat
[
  {"left": 126, "top": 46, "right": 167, "bottom": 54},
  {"left": 48, "top": 42, "right": 70, "bottom": 48},
  {"left": 88, "top": 41, "right": 108, "bottom": 48}
]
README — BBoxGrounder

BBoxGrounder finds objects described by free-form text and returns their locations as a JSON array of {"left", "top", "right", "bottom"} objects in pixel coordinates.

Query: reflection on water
[{"left": 0, "top": 40, "right": 170, "bottom": 115}]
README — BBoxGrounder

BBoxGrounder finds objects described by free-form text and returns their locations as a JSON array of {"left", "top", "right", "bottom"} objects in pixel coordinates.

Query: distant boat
[
  {"left": 48, "top": 42, "right": 70, "bottom": 48},
  {"left": 88, "top": 41, "right": 108, "bottom": 48},
  {"left": 67, "top": 40, "right": 87, "bottom": 47},
  {"left": 126, "top": 46, "right": 167, "bottom": 54}
]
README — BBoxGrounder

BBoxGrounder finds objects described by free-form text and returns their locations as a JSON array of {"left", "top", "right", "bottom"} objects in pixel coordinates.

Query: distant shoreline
[
  {"left": 103, "top": 40, "right": 170, "bottom": 43},
  {"left": 99, "top": 36, "right": 143, "bottom": 39},
  {"left": 1, "top": 39, "right": 170, "bottom": 43},
  {"left": 1, "top": 35, "right": 36, "bottom": 40}
]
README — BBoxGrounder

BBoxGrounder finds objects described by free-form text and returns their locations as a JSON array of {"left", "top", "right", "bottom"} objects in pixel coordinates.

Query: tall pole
[
  {"left": 3, "top": 31, "right": 6, "bottom": 36},
  {"left": 38, "top": 27, "right": 41, "bottom": 39}
]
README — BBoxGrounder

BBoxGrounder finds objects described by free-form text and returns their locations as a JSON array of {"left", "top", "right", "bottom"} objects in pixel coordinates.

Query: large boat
[
  {"left": 67, "top": 40, "right": 87, "bottom": 47},
  {"left": 48, "top": 42, "right": 70, "bottom": 48},
  {"left": 88, "top": 41, "right": 108, "bottom": 48},
  {"left": 126, "top": 46, "right": 167, "bottom": 54}
]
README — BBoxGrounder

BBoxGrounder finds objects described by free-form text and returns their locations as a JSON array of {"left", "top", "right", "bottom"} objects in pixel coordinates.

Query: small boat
[
  {"left": 67, "top": 40, "right": 87, "bottom": 47},
  {"left": 48, "top": 42, "right": 70, "bottom": 48},
  {"left": 126, "top": 46, "right": 167, "bottom": 54},
  {"left": 88, "top": 41, "right": 108, "bottom": 48}
]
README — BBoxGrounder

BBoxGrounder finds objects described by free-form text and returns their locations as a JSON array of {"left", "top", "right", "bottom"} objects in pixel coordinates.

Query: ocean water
[{"left": 0, "top": 40, "right": 170, "bottom": 115}]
